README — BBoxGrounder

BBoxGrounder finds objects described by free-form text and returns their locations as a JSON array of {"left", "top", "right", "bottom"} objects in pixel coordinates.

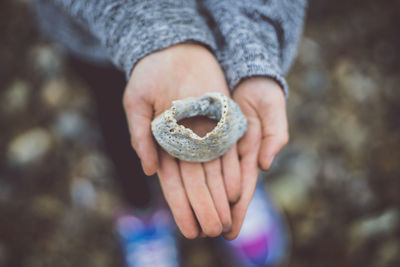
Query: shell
[{"left": 151, "top": 92, "right": 247, "bottom": 162}]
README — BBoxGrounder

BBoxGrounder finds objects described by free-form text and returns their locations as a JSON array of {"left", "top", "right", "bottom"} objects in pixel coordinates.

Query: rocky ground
[{"left": 0, "top": 0, "right": 399, "bottom": 266}]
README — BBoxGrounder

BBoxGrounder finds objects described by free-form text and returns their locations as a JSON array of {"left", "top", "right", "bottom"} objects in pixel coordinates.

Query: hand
[
  {"left": 223, "top": 77, "right": 289, "bottom": 240},
  {"left": 123, "top": 44, "right": 241, "bottom": 238}
]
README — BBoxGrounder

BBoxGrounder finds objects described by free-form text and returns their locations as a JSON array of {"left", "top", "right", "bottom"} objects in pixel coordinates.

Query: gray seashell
[{"left": 151, "top": 92, "right": 247, "bottom": 162}]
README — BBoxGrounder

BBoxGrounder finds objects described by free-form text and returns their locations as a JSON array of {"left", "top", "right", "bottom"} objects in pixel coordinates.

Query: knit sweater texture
[{"left": 34, "top": 0, "right": 307, "bottom": 95}]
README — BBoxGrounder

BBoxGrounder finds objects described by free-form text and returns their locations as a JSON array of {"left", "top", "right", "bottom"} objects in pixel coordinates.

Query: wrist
[{"left": 234, "top": 77, "right": 285, "bottom": 100}]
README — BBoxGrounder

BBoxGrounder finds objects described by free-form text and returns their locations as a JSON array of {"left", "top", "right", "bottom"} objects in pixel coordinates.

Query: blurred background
[{"left": 0, "top": 0, "right": 399, "bottom": 266}]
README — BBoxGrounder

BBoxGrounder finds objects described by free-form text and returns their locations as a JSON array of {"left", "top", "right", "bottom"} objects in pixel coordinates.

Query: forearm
[
  {"left": 48, "top": 0, "right": 217, "bottom": 79},
  {"left": 199, "top": 0, "right": 307, "bottom": 95}
]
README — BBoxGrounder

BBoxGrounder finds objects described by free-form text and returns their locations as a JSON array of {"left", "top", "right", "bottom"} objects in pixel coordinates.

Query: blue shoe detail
[
  {"left": 115, "top": 209, "right": 180, "bottom": 267},
  {"left": 226, "top": 183, "right": 289, "bottom": 267}
]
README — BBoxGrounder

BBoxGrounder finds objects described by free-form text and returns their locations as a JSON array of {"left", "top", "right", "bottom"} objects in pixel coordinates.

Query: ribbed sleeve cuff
[
  {"left": 122, "top": 26, "right": 217, "bottom": 81},
  {"left": 219, "top": 43, "right": 289, "bottom": 98},
  {"left": 208, "top": 4, "right": 289, "bottom": 98},
  {"left": 103, "top": 0, "right": 217, "bottom": 80}
]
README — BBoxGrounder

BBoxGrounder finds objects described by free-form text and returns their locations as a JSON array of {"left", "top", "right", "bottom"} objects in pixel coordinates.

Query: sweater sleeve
[
  {"left": 48, "top": 0, "right": 217, "bottom": 79},
  {"left": 199, "top": 0, "right": 307, "bottom": 96}
]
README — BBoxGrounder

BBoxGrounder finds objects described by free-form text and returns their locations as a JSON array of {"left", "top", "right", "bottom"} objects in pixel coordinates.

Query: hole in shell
[
  {"left": 178, "top": 116, "right": 218, "bottom": 137},
  {"left": 173, "top": 95, "right": 224, "bottom": 137}
]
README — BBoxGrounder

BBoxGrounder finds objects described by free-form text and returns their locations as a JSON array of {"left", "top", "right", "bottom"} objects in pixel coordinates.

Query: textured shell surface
[{"left": 151, "top": 92, "right": 247, "bottom": 162}]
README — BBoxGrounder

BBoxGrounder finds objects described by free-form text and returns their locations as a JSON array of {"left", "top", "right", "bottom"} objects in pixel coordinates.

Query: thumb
[
  {"left": 123, "top": 95, "right": 159, "bottom": 176},
  {"left": 257, "top": 92, "right": 289, "bottom": 170}
]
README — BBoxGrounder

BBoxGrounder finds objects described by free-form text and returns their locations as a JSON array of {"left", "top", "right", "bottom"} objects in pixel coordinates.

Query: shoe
[
  {"left": 115, "top": 208, "right": 180, "bottom": 267},
  {"left": 225, "top": 182, "right": 290, "bottom": 267}
]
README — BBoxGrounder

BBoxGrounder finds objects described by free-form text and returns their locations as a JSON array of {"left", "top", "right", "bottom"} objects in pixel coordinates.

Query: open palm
[
  {"left": 123, "top": 44, "right": 241, "bottom": 238},
  {"left": 224, "top": 77, "right": 289, "bottom": 240}
]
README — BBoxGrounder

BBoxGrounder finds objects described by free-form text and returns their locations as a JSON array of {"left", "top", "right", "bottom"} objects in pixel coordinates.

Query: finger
[
  {"left": 223, "top": 115, "right": 261, "bottom": 240},
  {"left": 258, "top": 98, "right": 289, "bottom": 170},
  {"left": 203, "top": 158, "right": 232, "bottom": 232},
  {"left": 123, "top": 96, "right": 159, "bottom": 175},
  {"left": 223, "top": 146, "right": 259, "bottom": 240},
  {"left": 180, "top": 161, "right": 222, "bottom": 237},
  {"left": 157, "top": 150, "right": 199, "bottom": 239},
  {"left": 259, "top": 133, "right": 288, "bottom": 170},
  {"left": 222, "top": 144, "right": 241, "bottom": 203},
  {"left": 237, "top": 116, "right": 262, "bottom": 157}
]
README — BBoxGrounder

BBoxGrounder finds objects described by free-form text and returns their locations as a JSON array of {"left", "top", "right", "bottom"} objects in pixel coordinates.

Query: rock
[
  {"left": 293, "top": 37, "right": 330, "bottom": 97},
  {"left": 1, "top": 80, "right": 30, "bottom": 114},
  {"left": 30, "top": 45, "right": 63, "bottom": 77},
  {"left": 70, "top": 178, "right": 96, "bottom": 209},
  {"left": 348, "top": 209, "right": 400, "bottom": 251},
  {"left": 72, "top": 152, "right": 112, "bottom": 180},
  {"left": 41, "top": 79, "right": 70, "bottom": 108},
  {"left": 346, "top": 172, "right": 377, "bottom": 209},
  {"left": 334, "top": 59, "right": 377, "bottom": 102},
  {"left": 31, "top": 195, "right": 64, "bottom": 218},
  {"left": 94, "top": 189, "right": 119, "bottom": 217},
  {"left": 52, "top": 111, "right": 99, "bottom": 143},
  {"left": 268, "top": 174, "right": 309, "bottom": 214},
  {"left": 7, "top": 127, "right": 52, "bottom": 165},
  {"left": 330, "top": 108, "right": 368, "bottom": 153},
  {"left": 298, "top": 38, "right": 323, "bottom": 67},
  {"left": 373, "top": 239, "right": 400, "bottom": 267},
  {"left": 87, "top": 250, "right": 114, "bottom": 267},
  {"left": 268, "top": 151, "right": 319, "bottom": 214}
]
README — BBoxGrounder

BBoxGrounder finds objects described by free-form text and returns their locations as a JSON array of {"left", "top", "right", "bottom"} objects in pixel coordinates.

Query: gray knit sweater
[{"left": 34, "top": 0, "right": 307, "bottom": 95}]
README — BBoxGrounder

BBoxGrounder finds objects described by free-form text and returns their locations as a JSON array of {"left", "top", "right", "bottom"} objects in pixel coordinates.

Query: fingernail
[
  {"left": 261, "top": 156, "right": 275, "bottom": 170},
  {"left": 223, "top": 223, "right": 232, "bottom": 232},
  {"left": 230, "top": 194, "right": 241, "bottom": 204},
  {"left": 222, "top": 232, "right": 234, "bottom": 240}
]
